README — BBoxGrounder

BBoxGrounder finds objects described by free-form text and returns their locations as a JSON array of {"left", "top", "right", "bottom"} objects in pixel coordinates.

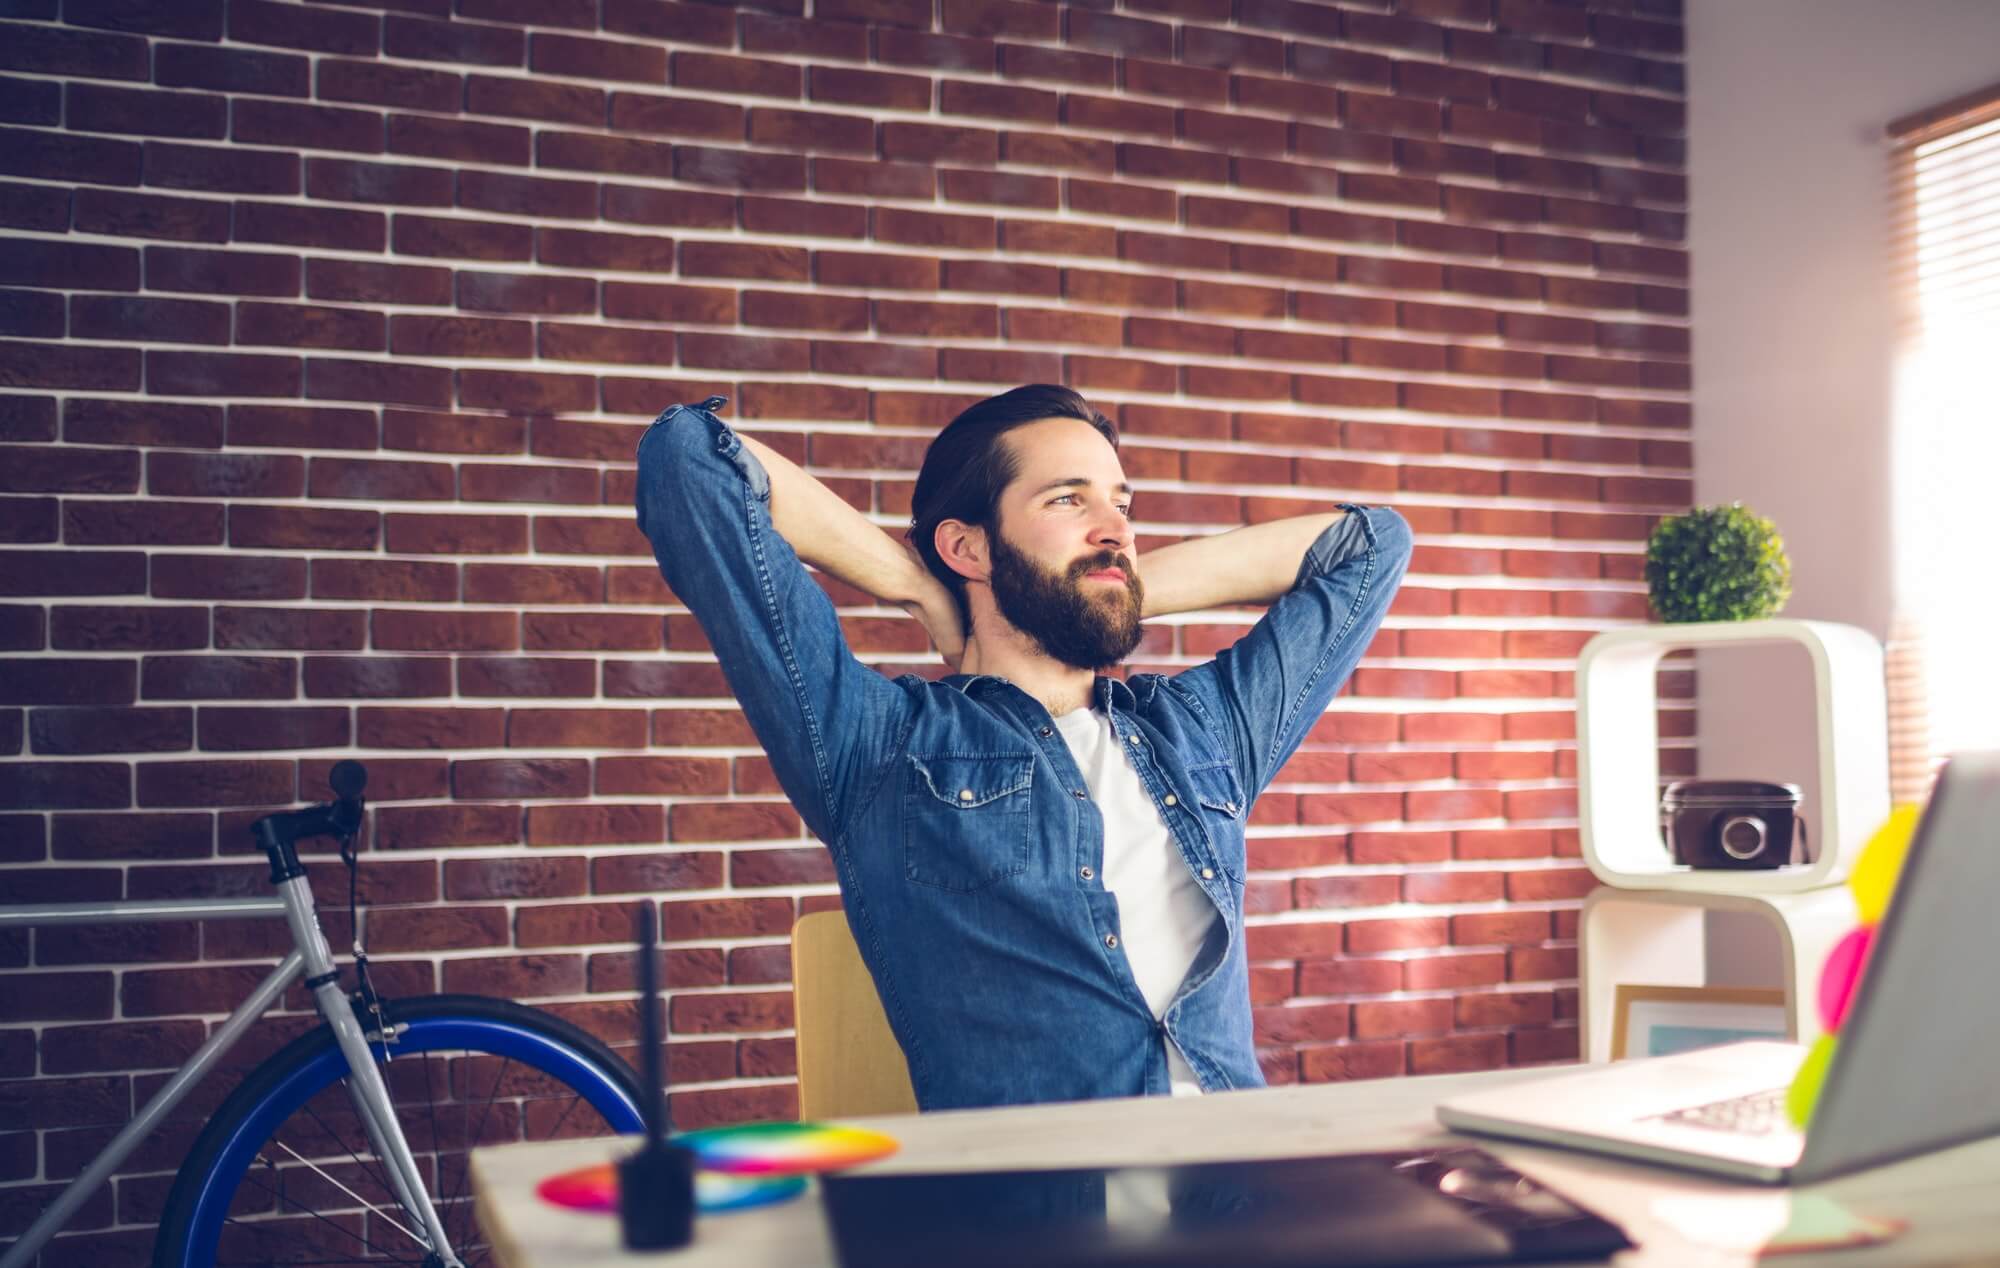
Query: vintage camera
[{"left": 1660, "top": 780, "right": 1810, "bottom": 869}]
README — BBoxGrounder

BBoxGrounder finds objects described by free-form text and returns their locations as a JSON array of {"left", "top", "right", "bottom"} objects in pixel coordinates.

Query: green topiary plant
[{"left": 1645, "top": 502, "right": 1793, "bottom": 623}]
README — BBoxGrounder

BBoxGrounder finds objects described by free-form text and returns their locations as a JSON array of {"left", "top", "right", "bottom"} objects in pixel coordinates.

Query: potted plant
[{"left": 1644, "top": 502, "right": 1793, "bottom": 623}]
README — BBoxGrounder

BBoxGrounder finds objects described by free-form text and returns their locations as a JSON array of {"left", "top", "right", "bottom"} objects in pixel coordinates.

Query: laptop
[{"left": 1439, "top": 750, "right": 2000, "bottom": 1184}]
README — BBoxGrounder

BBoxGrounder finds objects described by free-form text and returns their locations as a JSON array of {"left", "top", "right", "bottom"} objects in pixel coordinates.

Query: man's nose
[{"left": 1089, "top": 504, "right": 1131, "bottom": 551}]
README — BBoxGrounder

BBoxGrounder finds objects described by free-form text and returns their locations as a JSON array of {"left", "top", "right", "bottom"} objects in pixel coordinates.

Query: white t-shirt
[{"left": 1052, "top": 705, "right": 1218, "bottom": 1097}]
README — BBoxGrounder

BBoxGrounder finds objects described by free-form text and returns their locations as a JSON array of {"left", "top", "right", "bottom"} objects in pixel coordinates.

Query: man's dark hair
[{"left": 907, "top": 384, "right": 1118, "bottom": 628}]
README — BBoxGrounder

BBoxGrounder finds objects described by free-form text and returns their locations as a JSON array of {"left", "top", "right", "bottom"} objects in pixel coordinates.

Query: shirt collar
[{"left": 940, "top": 672, "right": 1139, "bottom": 714}]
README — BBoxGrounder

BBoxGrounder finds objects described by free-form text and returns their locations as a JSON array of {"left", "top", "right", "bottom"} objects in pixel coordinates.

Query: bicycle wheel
[{"left": 152, "top": 995, "right": 646, "bottom": 1267}]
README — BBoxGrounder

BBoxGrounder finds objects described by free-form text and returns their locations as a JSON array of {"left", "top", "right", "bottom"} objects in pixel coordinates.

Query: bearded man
[{"left": 635, "top": 386, "right": 1411, "bottom": 1111}]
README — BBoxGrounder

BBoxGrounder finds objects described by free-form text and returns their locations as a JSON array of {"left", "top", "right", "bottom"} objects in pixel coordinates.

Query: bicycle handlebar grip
[{"left": 327, "top": 760, "right": 367, "bottom": 836}]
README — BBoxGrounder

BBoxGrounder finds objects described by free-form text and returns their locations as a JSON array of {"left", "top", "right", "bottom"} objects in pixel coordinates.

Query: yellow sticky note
[{"left": 1848, "top": 804, "right": 1921, "bottom": 923}]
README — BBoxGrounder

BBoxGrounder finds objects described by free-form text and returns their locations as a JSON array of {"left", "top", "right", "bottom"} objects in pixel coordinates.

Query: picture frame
[{"left": 1610, "top": 985, "right": 1790, "bottom": 1060}]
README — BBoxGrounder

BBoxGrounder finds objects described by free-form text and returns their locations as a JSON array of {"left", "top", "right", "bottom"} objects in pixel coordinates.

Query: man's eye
[
  {"left": 1050, "top": 494, "right": 1076, "bottom": 505},
  {"left": 1115, "top": 505, "right": 1133, "bottom": 517}
]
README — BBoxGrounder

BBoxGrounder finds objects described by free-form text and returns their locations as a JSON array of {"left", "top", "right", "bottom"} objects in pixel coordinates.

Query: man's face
[{"left": 984, "top": 417, "right": 1144, "bottom": 670}]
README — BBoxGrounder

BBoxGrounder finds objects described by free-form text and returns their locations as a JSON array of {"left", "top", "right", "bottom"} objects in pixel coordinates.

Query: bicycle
[{"left": 1, "top": 761, "right": 648, "bottom": 1268}]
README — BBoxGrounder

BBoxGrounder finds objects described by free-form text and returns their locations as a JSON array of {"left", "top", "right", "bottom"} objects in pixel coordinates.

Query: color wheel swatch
[
  {"left": 537, "top": 1163, "right": 806, "bottom": 1215},
  {"left": 536, "top": 1122, "right": 898, "bottom": 1216},
  {"left": 677, "top": 1121, "right": 900, "bottom": 1176}
]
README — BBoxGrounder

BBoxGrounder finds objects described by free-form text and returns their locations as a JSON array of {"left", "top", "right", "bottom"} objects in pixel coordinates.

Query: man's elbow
[
  {"left": 1367, "top": 506, "right": 1413, "bottom": 566},
  {"left": 635, "top": 406, "right": 766, "bottom": 542}
]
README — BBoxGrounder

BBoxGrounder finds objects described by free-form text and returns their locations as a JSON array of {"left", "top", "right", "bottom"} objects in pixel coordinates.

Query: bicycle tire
[{"left": 151, "top": 994, "right": 646, "bottom": 1267}]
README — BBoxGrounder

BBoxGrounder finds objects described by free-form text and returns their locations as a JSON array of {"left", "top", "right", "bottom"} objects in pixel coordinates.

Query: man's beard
[{"left": 986, "top": 526, "right": 1145, "bottom": 671}]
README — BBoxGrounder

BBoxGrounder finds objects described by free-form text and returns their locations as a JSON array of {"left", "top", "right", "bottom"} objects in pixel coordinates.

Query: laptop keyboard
[{"left": 1649, "top": 1087, "right": 1793, "bottom": 1136}]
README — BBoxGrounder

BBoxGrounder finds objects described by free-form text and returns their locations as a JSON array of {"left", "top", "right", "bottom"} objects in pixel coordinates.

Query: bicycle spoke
[
  {"left": 268, "top": 1138, "right": 427, "bottom": 1245},
  {"left": 439, "top": 1054, "right": 516, "bottom": 1248},
  {"left": 416, "top": 1050, "right": 462, "bottom": 1258},
  {"left": 297, "top": 1089, "right": 408, "bottom": 1226},
  {"left": 538, "top": 1093, "right": 590, "bottom": 1142},
  {"left": 222, "top": 1173, "right": 421, "bottom": 1265}
]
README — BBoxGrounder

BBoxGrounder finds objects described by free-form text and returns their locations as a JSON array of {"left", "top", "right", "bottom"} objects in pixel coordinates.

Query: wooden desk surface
[{"left": 471, "top": 1066, "right": 2000, "bottom": 1267}]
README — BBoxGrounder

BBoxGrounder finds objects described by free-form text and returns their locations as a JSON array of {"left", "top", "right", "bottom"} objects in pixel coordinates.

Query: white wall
[{"left": 1685, "top": 0, "right": 2000, "bottom": 985}]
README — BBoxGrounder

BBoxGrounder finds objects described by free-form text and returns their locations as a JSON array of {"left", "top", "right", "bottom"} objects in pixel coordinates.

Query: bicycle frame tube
[
  {"left": 276, "top": 873, "right": 464, "bottom": 1267},
  {"left": 0, "top": 949, "right": 305, "bottom": 1268},
  {"left": 0, "top": 896, "right": 288, "bottom": 930}
]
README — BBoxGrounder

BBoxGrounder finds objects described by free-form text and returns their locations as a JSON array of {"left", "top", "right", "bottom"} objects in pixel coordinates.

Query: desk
[{"left": 470, "top": 1066, "right": 2000, "bottom": 1266}]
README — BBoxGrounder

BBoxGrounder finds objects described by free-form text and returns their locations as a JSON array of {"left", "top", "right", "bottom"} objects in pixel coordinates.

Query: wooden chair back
[{"left": 790, "top": 910, "right": 918, "bottom": 1120}]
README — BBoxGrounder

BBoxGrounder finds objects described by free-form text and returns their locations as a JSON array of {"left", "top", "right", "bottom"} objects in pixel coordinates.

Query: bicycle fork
[{"left": 279, "top": 875, "right": 465, "bottom": 1268}]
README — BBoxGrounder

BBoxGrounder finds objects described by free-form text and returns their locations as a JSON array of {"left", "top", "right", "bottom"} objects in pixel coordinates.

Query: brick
[
  {"left": 525, "top": 803, "right": 663, "bottom": 845},
  {"left": 592, "top": 851, "right": 725, "bottom": 895},
  {"left": 740, "top": 12, "right": 868, "bottom": 57},
  {"left": 440, "top": 954, "right": 585, "bottom": 1000},
  {"left": 1352, "top": 997, "right": 1452, "bottom": 1041},
  {"left": 538, "top": 226, "right": 676, "bottom": 272},
  {"left": 194, "top": 706, "right": 349, "bottom": 751},
  {"left": 440, "top": 855, "right": 582, "bottom": 901},
  {"left": 133, "top": 759, "right": 294, "bottom": 807},
  {"left": 382, "top": 13, "right": 525, "bottom": 67},
  {"left": 882, "top": 121, "right": 1000, "bottom": 165},
  {"left": 671, "top": 51, "right": 801, "bottom": 97},
  {"left": 5, "top": 125, "right": 135, "bottom": 195},
  {"left": 525, "top": 31, "right": 663, "bottom": 84},
  {"left": 299, "top": 654, "right": 448, "bottom": 699},
  {"left": 213, "top": 390, "right": 359, "bottom": 446},
  {"left": 1298, "top": 1041, "right": 1404, "bottom": 1082},
  {"left": 667, "top": 896, "right": 798, "bottom": 945},
  {"left": 316, "top": 56, "right": 458, "bottom": 110},
  {"left": 226, "top": 0, "right": 376, "bottom": 54},
  {"left": 369, "top": 803, "right": 517, "bottom": 850},
  {"left": 62, "top": 83, "right": 222, "bottom": 144},
  {"left": 457, "top": 368, "right": 595, "bottom": 414},
  {"left": 457, "top": 656, "right": 595, "bottom": 697},
  {"left": 1290, "top": 41, "right": 1394, "bottom": 89},
  {"left": 602, "top": 0, "right": 735, "bottom": 44},
  {"left": 305, "top": 156, "right": 451, "bottom": 209},
  {"left": 24, "top": 706, "right": 186, "bottom": 756},
  {"left": 451, "top": 757, "right": 591, "bottom": 800},
  {"left": 0, "top": 16, "right": 147, "bottom": 76}
]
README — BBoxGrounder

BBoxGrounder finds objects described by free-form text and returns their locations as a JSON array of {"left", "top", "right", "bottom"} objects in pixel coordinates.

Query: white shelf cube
[
  {"left": 1577, "top": 619, "right": 1889, "bottom": 894},
  {"left": 1578, "top": 885, "right": 1859, "bottom": 1062}
]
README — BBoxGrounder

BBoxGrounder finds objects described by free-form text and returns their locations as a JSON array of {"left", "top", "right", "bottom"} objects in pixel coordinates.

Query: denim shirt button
[
  {"left": 1201, "top": 867, "right": 1214, "bottom": 880},
  {"left": 1163, "top": 793, "right": 1178, "bottom": 806},
  {"left": 1073, "top": 789, "right": 1087, "bottom": 799},
  {"left": 1079, "top": 866, "right": 1094, "bottom": 881},
  {"left": 1104, "top": 933, "right": 1119, "bottom": 949},
  {"left": 958, "top": 789, "right": 973, "bottom": 801},
  {"left": 1039, "top": 726, "right": 1053, "bottom": 738},
  {"left": 1127, "top": 734, "right": 1140, "bottom": 745}
]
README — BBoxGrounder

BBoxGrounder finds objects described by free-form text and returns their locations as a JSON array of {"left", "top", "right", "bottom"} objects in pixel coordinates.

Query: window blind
[{"left": 1887, "top": 82, "right": 2000, "bottom": 801}]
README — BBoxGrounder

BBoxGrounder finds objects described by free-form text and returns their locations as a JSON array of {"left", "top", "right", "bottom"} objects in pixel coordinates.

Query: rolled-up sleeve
[
  {"left": 1167, "top": 506, "right": 1412, "bottom": 803},
  {"left": 635, "top": 403, "right": 910, "bottom": 847}
]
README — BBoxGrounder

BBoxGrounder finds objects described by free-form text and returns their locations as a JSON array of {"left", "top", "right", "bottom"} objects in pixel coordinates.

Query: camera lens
[{"left": 1720, "top": 815, "right": 1767, "bottom": 860}]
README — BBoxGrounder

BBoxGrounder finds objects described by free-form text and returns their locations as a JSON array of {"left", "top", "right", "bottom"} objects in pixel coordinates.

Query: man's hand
[{"left": 901, "top": 547, "right": 965, "bottom": 672}]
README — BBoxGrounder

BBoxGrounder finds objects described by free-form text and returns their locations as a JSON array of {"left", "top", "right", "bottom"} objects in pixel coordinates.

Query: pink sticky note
[{"left": 1817, "top": 925, "right": 1875, "bottom": 1032}]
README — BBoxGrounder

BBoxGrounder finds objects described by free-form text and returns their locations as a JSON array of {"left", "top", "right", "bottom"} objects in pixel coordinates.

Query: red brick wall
[{"left": 0, "top": 0, "right": 1691, "bottom": 1249}]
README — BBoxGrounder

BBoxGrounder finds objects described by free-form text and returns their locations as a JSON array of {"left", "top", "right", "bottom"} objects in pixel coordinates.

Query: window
[{"left": 1887, "top": 82, "right": 2000, "bottom": 798}]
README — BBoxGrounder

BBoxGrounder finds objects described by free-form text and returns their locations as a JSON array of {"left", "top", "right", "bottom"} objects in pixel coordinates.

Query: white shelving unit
[{"left": 1575, "top": 619, "right": 1886, "bottom": 1062}]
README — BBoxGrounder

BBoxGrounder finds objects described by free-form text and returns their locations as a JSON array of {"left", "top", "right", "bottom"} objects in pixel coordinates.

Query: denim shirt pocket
[
  {"left": 903, "top": 753, "right": 1035, "bottom": 892},
  {"left": 1185, "top": 762, "right": 1248, "bottom": 884}
]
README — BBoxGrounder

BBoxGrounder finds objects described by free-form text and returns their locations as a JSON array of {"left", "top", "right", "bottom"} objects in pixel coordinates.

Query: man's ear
[{"left": 933, "top": 518, "right": 989, "bottom": 584}]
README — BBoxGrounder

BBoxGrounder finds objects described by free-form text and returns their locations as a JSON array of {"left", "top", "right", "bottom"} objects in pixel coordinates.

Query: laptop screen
[{"left": 1799, "top": 751, "right": 2000, "bottom": 1180}]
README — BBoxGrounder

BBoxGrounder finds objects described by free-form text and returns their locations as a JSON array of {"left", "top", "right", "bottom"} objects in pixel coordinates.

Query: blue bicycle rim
[{"left": 171, "top": 1013, "right": 646, "bottom": 1266}]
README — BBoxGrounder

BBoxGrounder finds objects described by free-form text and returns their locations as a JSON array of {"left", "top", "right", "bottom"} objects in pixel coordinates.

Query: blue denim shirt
[{"left": 635, "top": 399, "right": 1412, "bottom": 1111}]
